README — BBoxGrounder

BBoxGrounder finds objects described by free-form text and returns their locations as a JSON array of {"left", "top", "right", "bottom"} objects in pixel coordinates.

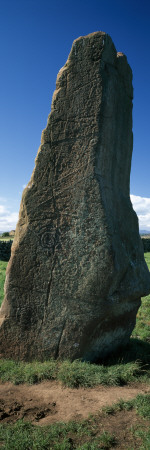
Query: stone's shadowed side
[{"left": 0, "top": 32, "right": 150, "bottom": 361}]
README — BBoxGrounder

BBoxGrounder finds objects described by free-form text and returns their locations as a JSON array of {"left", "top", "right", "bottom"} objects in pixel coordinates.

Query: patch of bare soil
[
  {"left": 0, "top": 381, "right": 149, "bottom": 425},
  {"left": 84, "top": 409, "right": 149, "bottom": 449}
]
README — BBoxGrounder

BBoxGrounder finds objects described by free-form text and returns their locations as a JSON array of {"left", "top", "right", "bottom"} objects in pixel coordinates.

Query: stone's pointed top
[
  {"left": 66, "top": 31, "right": 119, "bottom": 70},
  {"left": 71, "top": 31, "right": 113, "bottom": 52},
  {"left": 73, "top": 31, "right": 106, "bottom": 43}
]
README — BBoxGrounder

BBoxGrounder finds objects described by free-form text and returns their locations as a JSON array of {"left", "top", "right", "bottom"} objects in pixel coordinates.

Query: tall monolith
[{"left": 0, "top": 32, "right": 150, "bottom": 362}]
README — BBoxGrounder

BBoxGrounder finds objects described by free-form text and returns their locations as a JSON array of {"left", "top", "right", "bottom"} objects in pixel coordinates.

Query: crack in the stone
[
  {"left": 45, "top": 259, "right": 55, "bottom": 308},
  {"left": 55, "top": 320, "right": 66, "bottom": 359}
]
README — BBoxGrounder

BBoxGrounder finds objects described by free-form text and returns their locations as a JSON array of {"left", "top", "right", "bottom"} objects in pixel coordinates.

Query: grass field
[
  {"left": 132, "top": 252, "right": 150, "bottom": 343},
  {"left": 0, "top": 237, "right": 14, "bottom": 242},
  {"left": 0, "top": 261, "right": 7, "bottom": 305},
  {"left": 0, "top": 253, "right": 150, "bottom": 449}
]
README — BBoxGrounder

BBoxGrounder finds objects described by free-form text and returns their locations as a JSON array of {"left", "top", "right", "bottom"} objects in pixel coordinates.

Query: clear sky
[{"left": 0, "top": 0, "right": 150, "bottom": 231}]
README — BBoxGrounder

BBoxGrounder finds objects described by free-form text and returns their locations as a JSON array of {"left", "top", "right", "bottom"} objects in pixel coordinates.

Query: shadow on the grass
[{"left": 98, "top": 338, "right": 150, "bottom": 369}]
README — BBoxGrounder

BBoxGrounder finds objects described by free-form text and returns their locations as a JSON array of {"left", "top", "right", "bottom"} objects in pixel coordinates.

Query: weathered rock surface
[{"left": 0, "top": 32, "right": 150, "bottom": 362}]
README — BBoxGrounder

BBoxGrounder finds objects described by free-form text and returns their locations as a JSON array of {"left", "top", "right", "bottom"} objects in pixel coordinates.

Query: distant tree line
[
  {"left": 0, "top": 240, "right": 12, "bottom": 261},
  {"left": 142, "top": 238, "right": 150, "bottom": 252}
]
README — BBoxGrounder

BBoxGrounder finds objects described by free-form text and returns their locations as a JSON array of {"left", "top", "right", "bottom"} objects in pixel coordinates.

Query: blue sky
[{"left": 0, "top": 0, "right": 150, "bottom": 231}]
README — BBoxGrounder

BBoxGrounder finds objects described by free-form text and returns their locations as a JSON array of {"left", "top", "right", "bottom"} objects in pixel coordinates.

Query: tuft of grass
[
  {"left": 77, "top": 431, "right": 116, "bottom": 449},
  {"left": 57, "top": 359, "right": 141, "bottom": 388},
  {"left": 0, "top": 261, "right": 7, "bottom": 306},
  {"left": 96, "top": 431, "right": 116, "bottom": 449},
  {"left": 134, "top": 427, "right": 150, "bottom": 449},
  {"left": 103, "top": 398, "right": 134, "bottom": 415},
  {"left": 0, "top": 359, "right": 58, "bottom": 385},
  {"left": 134, "top": 394, "right": 150, "bottom": 419},
  {"left": 0, "top": 358, "right": 142, "bottom": 387},
  {"left": 103, "top": 393, "right": 150, "bottom": 418}
]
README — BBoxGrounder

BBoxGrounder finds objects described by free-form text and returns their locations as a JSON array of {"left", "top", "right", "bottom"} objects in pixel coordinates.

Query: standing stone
[{"left": 0, "top": 32, "right": 150, "bottom": 362}]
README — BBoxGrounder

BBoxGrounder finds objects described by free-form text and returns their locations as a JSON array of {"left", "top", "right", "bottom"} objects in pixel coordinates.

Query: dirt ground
[{"left": 0, "top": 380, "right": 149, "bottom": 426}]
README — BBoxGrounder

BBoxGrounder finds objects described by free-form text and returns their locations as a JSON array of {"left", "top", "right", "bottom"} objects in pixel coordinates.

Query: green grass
[
  {"left": 0, "top": 419, "right": 117, "bottom": 450},
  {"left": 144, "top": 252, "right": 150, "bottom": 266},
  {"left": 0, "top": 237, "right": 14, "bottom": 241},
  {"left": 0, "top": 357, "right": 143, "bottom": 387},
  {"left": 0, "top": 359, "right": 57, "bottom": 385},
  {"left": 0, "top": 338, "right": 149, "bottom": 386},
  {"left": 134, "top": 427, "right": 150, "bottom": 449},
  {"left": 132, "top": 295, "right": 150, "bottom": 342},
  {"left": 132, "top": 254, "right": 150, "bottom": 343},
  {"left": 0, "top": 394, "right": 149, "bottom": 449},
  {"left": 103, "top": 394, "right": 150, "bottom": 450},
  {"left": 103, "top": 393, "right": 150, "bottom": 418},
  {"left": 0, "top": 261, "right": 8, "bottom": 306}
]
